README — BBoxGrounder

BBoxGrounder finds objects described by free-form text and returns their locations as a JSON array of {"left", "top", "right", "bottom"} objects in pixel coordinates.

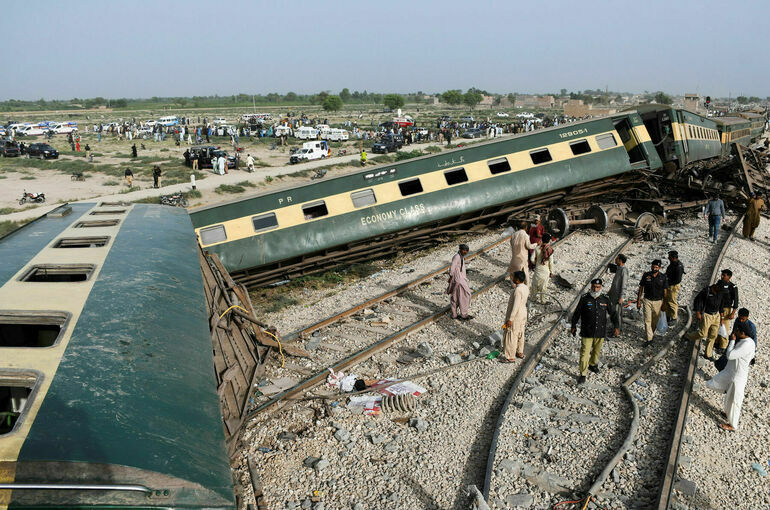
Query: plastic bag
[
  {"left": 718, "top": 324, "right": 728, "bottom": 338},
  {"left": 655, "top": 313, "right": 668, "bottom": 335}
]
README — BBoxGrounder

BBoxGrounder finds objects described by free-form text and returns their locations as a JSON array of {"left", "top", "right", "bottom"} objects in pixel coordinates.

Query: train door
[
  {"left": 676, "top": 111, "right": 689, "bottom": 165},
  {"left": 613, "top": 117, "right": 646, "bottom": 166},
  {"left": 640, "top": 110, "right": 678, "bottom": 166}
]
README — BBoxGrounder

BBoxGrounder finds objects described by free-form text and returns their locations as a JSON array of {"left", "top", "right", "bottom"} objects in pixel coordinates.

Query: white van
[
  {"left": 214, "top": 117, "right": 227, "bottom": 125},
  {"left": 158, "top": 116, "right": 179, "bottom": 126},
  {"left": 274, "top": 125, "right": 292, "bottom": 137},
  {"left": 315, "top": 124, "right": 331, "bottom": 138},
  {"left": 51, "top": 122, "right": 78, "bottom": 134},
  {"left": 289, "top": 141, "right": 329, "bottom": 164},
  {"left": 295, "top": 126, "right": 318, "bottom": 140},
  {"left": 17, "top": 125, "right": 46, "bottom": 136},
  {"left": 326, "top": 128, "right": 349, "bottom": 141}
]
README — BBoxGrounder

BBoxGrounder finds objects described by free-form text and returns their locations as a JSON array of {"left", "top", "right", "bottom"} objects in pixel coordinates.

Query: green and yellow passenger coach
[
  {"left": 190, "top": 113, "right": 662, "bottom": 282},
  {"left": 713, "top": 117, "right": 753, "bottom": 157},
  {"left": 0, "top": 204, "right": 234, "bottom": 509},
  {"left": 735, "top": 112, "right": 765, "bottom": 142}
]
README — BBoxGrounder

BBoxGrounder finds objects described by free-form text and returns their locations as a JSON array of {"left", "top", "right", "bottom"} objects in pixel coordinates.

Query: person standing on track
[
  {"left": 447, "top": 244, "right": 473, "bottom": 321},
  {"left": 637, "top": 259, "right": 668, "bottom": 345},
  {"left": 705, "top": 320, "right": 756, "bottom": 431},
  {"left": 509, "top": 220, "right": 539, "bottom": 286},
  {"left": 502, "top": 270, "right": 529, "bottom": 362},
  {"left": 716, "top": 269, "right": 739, "bottom": 355},
  {"left": 742, "top": 192, "right": 765, "bottom": 241},
  {"left": 571, "top": 278, "right": 619, "bottom": 384},
  {"left": 530, "top": 233, "right": 554, "bottom": 304},
  {"left": 664, "top": 251, "right": 685, "bottom": 324},
  {"left": 607, "top": 254, "right": 628, "bottom": 337},
  {"left": 704, "top": 194, "right": 726, "bottom": 244},
  {"left": 685, "top": 282, "right": 726, "bottom": 360},
  {"left": 527, "top": 214, "right": 545, "bottom": 268}
]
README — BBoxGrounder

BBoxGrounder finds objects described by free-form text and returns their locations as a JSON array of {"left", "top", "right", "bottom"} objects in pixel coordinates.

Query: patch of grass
[
  {"left": 103, "top": 180, "right": 121, "bottom": 186},
  {"left": 119, "top": 186, "right": 140, "bottom": 193},
  {"left": 159, "top": 148, "right": 170, "bottom": 152},
  {"left": 235, "top": 180, "right": 257, "bottom": 187},
  {"left": 286, "top": 169, "right": 312, "bottom": 178},
  {"left": 264, "top": 176, "right": 273, "bottom": 183},
  {"left": 424, "top": 145, "right": 442, "bottom": 153},
  {"left": 347, "top": 263, "right": 381, "bottom": 279},
  {"left": 21, "top": 175, "right": 37, "bottom": 180},
  {"left": 187, "top": 189, "right": 202, "bottom": 199},
  {"left": 394, "top": 150, "right": 423, "bottom": 162},
  {"left": 215, "top": 184, "right": 246, "bottom": 194},
  {"left": 262, "top": 294, "right": 299, "bottom": 313},
  {"left": 133, "top": 196, "right": 161, "bottom": 204}
]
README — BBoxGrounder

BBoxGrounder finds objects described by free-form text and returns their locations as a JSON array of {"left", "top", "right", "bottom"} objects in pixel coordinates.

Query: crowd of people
[{"left": 446, "top": 198, "right": 761, "bottom": 432}]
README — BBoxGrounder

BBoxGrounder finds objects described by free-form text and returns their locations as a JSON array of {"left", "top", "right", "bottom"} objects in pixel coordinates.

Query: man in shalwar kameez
[
  {"left": 530, "top": 233, "right": 554, "bottom": 304},
  {"left": 447, "top": 244, "right": 473, "bottom": 320},
  {"left": 509, "top": 221, "right": 539, "bottom": 286},
  {"left": 742, "top": 192, "right": 765, "bottom": 241},
  {"left": 705, "top": 321, "right": 756, "bottom": 431},
  {"left": 501, "top": 271, "right": 529, "bottom": 362}
]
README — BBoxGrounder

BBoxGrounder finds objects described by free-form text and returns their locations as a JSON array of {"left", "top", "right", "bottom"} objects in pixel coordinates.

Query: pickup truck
[
  {"left": 1, "top": 141, "right": 20, "bottom": 157},
  {"left": 290, "top": 141, "right": 329, "bottom": 164},
  {"left": 372, "top": 135, "right": 403, "bottom": 154}
]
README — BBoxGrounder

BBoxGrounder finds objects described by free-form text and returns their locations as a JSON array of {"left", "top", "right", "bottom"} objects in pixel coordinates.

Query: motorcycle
[
  {"left": 19, "top": 190, "right": 46, "bottom": 205},
  {"left": 310, "top": 168, "right": 327, "bottom": 180},
  {"left": 160, "top": 192, "right": 188, "bottom": 208}
]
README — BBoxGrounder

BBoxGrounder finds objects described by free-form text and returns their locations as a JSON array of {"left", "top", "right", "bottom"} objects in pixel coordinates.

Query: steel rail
[
  {"left": 281, "top": 232, "right": 515, "bottom": 342},
  {"left": 655, "top": 215, "right": 743, "bottom": 510},
  {"left": 241, "top": 233, "right": 576, "bottom": 422},
  {"left": 481, "top": 236, "right": 634, "bottom": 499}
]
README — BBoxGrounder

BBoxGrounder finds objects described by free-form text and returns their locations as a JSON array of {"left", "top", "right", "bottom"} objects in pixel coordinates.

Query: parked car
[
  {"left": 460, "top": 116, "right": 474, "bottom": 123},
  {"left": 462, "top": 128, "right": 484, "bottom": 139},
  {"left": 26, "top": 143, "right": 59, "bottom": 159},
  {"left": 1, "top": 140, "right": 21, "bottom": 157},
  {"left": 496, "top": 112, "right": 509, "bottom": 118},
  {"left": 188, "top": 145, "right": 236, "bottom": 169},
  {"left": 372, "top": 135, "right": 404, "bottom": 153},
  {"left": 439, "top": 115, "right": 452, "bottom": 121}
]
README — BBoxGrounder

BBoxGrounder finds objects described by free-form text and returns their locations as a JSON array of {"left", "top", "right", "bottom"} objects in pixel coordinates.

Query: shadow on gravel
[
  {"left": 403, "top": 475, "right": 441, "bottom": 510},
  {"left": 476, "top": 251, "right": 509, "bottom": 270},
  {"left": 689, "top": 388, "right": 723, "bottom": 427}
]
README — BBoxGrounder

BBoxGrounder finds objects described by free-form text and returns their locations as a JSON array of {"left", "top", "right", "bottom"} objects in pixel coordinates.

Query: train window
[
  {"left": 596, "top": 133, "right": 617, "bottom": 149},
  {"left": 53, "top": 236, "right": 109, "bottom": 248},
  {"left": 20, "top": 264, "right": 95, "bottom": 283},
  {"left": 569, "top": 140, "right": 591, "bottom": 155},
  {"left": 444, "top": 168, "right": 469, "bottom": 185},
  {"left": 200, "top": 225, "right": 227, "bottom": 245},
  {"left": 529, "top": 149, "right": 552, "bottom": 165},
  {"left": 0, "top": 372, "right": 38, "bottom": 435},
  {"left": 487, "top": 157, "right": 511, "bottom": 174},
  {"left": 351, "top": 189, "right": 377, "bottom": 208},
  {"left": 302, "top": 201, "right": 329, "bottom": 220},
  {"left": 398, "top": 178, "right": 423, "bottom": 196},
  {"left": 688, "top": 126, "right": 693, "bottom": 138},
  {"left": 89, "top": 209, "right": 126, "bottom": 215},
  {"left": 252, "top": 212, "right": 278, "bottom": 233},
  {"left": 74, "top": 219, "right": 120, "bottom": 228},
  {"left": 0, "top": 312, "right": 68, "bottom": 348}
]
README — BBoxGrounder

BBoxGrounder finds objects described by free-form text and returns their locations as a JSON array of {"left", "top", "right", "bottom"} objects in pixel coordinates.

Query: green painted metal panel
[{"left": 16, "top": 205, "right": 234, "bottom": 508}]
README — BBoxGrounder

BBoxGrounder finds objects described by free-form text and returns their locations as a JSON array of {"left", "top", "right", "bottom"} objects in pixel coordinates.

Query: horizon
[{"left": 2, "top": 0, "right": 769, "bottom": 101}]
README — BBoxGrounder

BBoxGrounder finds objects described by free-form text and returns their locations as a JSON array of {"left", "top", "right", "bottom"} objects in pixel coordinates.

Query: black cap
[
  {"left": 651, "top": 259, "right": 662, "bottom": 266},
  {"left": 721, "top": 269, "right": 732, "bottom": 277},
  {"left": 591, "top": 278, "right": 603, "bottom": 285},
  {"left": 668, "top": 251, "right": 678, "bottom": 258}
]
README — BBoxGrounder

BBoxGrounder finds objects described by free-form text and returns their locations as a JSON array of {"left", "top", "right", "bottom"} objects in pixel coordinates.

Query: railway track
[{"left": 481, "top": 217, "right": 742, "bottom": 509}]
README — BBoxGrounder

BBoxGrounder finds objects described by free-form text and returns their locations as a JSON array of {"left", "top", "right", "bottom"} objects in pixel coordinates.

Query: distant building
[
  {"left": 537, "top": 96, "right": 555, "bottom": 108},
  {"left": 683, "top": 93, "right": 704, "bottom": 113},
  {"left": 563, "top": 99, "right": 617, "bottom": 117}
]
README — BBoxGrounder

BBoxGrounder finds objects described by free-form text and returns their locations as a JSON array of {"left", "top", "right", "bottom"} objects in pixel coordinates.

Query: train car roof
[
  {"left": 0, "top": 204, "right": 234, "bottom": 508},
  {"left": 189, "top": 115, "right": 621, "bottom": 220},
  {"left": 736, "top": 112, "right": 764, "bottom": 119},
  {"left": 711, "top": 116, "right": 751, "bottom": 126}
]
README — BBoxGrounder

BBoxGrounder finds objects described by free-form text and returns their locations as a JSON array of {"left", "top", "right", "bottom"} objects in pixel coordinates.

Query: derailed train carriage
[
  {"left": 0, "top": 204, "right": 235, "bottom": 509},
  {"left": 190, "top": 111, "right": 664, "bottom": 286}
]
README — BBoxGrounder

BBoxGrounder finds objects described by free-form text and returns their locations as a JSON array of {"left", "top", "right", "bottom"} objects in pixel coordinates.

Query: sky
[{"left": 2, "top": 0, "right": 769, "bottom": 101}]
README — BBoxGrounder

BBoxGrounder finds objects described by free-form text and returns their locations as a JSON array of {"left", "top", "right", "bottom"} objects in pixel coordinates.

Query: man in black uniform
[
  {"left": 571, "top": 278, "right": 619, "bottom": 384},
  {"left": 664, "top": 251, "right": 685, "bottom": 324},
  {"left": 637, "top": 259, "right": 668, "bottom": 344},
  {"left": 716, "top": 269, "right": 739, "bottom": 354},
  {"left": 685, "top": 283, "right": 726, "bottom": 360}
]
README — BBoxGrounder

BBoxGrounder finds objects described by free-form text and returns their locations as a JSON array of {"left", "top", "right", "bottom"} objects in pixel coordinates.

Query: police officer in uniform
[
  {"left": 664, "top": 251, "right": 685, "bottom": 323},
  {"left": 637, "top": 259, "right": 668, "bottom": 345},
  {"left": 716, "top": 269, "right": 739, "bottom": 354},
  {"left": 571, "top": 278, "right": 619, "bottom": 384}
]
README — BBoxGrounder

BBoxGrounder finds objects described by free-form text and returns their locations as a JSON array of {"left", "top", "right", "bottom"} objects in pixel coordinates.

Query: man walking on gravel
[
  {"left": 742, "top": 192, "right": 765, "bottom": 241},
  {"left": 530, "top": 233, "right": 554, "bottom": 304},
  {"left": 571, "top": 278, "right": 619, "bottom": 384},
  {"left": 637, "top": 259, "right": 668, "bottom": 345},
  {"left": 509, "top": 221, "right": 539, "bottom": 287},
  {"left": 706, "top": 320, "right": 756, "bottom": 431},
  {"left": 447, "top": 244, "right": 473, "bottom": 321},
  {"left": 664, "top": 251, "right": 685, "bottom": 324},
  {"left": 607, "top": 254, "right": 628, "bottom": 337},
  {"left": 685, "top": 282, "right": 726, "bottom": 360},
  {"left": 502, "top": 270, "right": 529, "bottom": 362},
  {"left": 704, "top": 194, "right": 726, "bottom": 244},
  {"left": 716, "top": 269, "right": 739, "bottom": 354}
]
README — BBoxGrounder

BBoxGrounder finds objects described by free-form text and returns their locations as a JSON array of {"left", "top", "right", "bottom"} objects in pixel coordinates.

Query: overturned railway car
[
  {"left": 0, "top": 204, "right": 235, "bottom": 509},
  {"left": 191, "top": 113, "right": 664, "bottom": 286}
]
